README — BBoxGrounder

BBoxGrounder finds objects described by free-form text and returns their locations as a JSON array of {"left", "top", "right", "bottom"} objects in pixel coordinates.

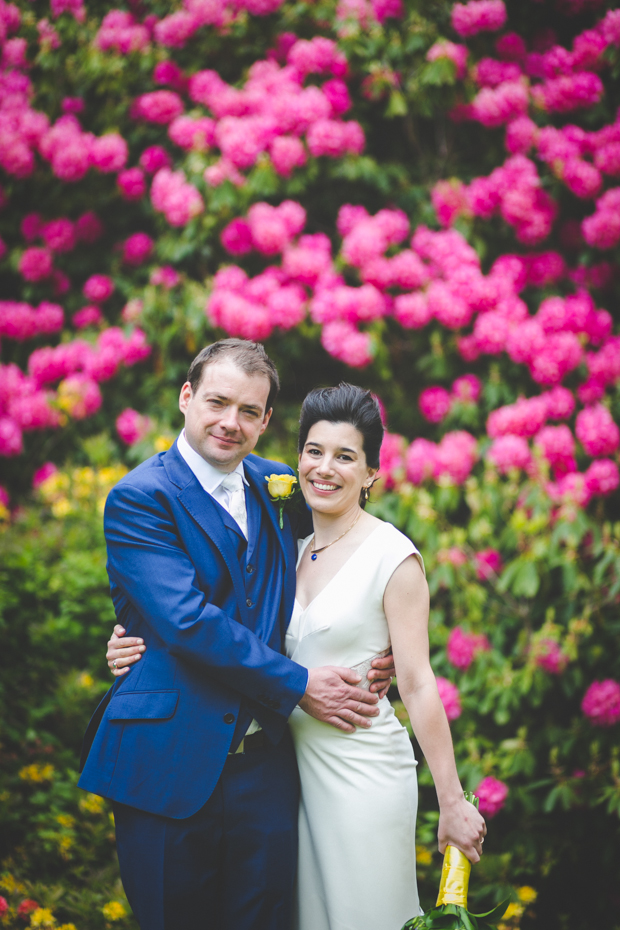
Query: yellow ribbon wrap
[{"left": 436, "top": 846, "right": 471, "bottom": 908}]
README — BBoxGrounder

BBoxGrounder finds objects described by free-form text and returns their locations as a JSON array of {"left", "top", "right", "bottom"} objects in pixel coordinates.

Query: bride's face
[{"left": 298, "top": 420, "right": 377, "bottom": 515}]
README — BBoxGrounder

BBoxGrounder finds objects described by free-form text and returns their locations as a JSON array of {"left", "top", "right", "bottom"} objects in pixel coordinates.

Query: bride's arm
[{"left": 384, "top": 556, "right": 487, "bottom": 863}]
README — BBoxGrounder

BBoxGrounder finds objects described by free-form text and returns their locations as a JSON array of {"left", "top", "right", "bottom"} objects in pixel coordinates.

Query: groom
[{"left": 79, "top": 339, "right": 389, "bottom": 930}]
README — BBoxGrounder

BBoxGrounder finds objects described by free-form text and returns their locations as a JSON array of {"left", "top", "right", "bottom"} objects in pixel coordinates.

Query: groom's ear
[
  {"left": 179, "top": 381, "right": 192, "bottom": 413},
  {"left": 259, "top": 407, "right": 273, "bottom": 434}
]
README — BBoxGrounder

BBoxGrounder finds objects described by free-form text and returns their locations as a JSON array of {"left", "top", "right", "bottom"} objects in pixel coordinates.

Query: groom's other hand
[
  {"left": 368, "top": 653, "right": 396, "bottom": 698},
  {"left": 107, "top": 624, "right": 145, "bottom": 677},
  {"left": 299, "top": 667, "right": 380, "bottom": 733}
]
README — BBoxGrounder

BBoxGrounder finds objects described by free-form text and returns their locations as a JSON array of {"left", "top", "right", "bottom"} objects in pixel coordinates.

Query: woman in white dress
[{"left": 107, "top": 382, "right": 486, "bottom": 930}]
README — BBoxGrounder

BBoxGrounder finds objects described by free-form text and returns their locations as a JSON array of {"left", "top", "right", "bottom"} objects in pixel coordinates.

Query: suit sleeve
[{"left": 104, "top": 481, "right": 308, "bottom": 719}]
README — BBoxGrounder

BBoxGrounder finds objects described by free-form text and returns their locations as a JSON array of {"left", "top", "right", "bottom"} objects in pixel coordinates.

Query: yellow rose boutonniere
[{"left": 265, "top": 474, "right": 298, "bottom": 528}]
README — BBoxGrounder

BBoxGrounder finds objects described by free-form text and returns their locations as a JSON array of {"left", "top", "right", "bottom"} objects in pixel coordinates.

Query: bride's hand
[
  {"left": 437, "top": 795, "right": 487, "bottom": 863},
  {"left": 106, "top": 624, "right": 145, "bottom": 677}
]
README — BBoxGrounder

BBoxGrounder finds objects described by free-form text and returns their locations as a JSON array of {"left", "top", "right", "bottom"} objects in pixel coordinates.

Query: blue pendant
[{"left": 311, "top": 553, "right": 317, "bottom": 561}]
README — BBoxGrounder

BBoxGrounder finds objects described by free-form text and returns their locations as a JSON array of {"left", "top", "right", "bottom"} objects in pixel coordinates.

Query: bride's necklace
[{"left": 309, "top": 510, "right": 362, "bottom": 561}]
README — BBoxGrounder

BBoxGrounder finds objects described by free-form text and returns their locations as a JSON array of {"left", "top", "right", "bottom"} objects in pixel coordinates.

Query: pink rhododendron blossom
[
  {"left": 270, "top": 136, "right": 307, "bottom": 177},
  {"left": 452, "top": 374, "right": 482, "bottom": 404},
  {"left": 0, "top": 417, "right": 23, "bottom": 456},
  {"left": 21, "top": 213, "right": 43, "bottom": 242},
  {"left": 487, "top": 435, "right": 532, "bottom": 473},
  {"left": 426, "top": 41, "right": 468, "bottom": 80},
  {"left": 117, "top": 167, "right": 147, "bottom": 201},
  {"left": 405, "top": 438, "right": 437, "bottom": 484},
  {"left": 378, "top": 432, "right": 405, "bottom": 490},
  {"left": 18, "top": 247, "right": 52, "bottom": 282},
  {"left": 32, "top": 462, "right": 57, "bottom": 488},
  {"left": 542, "top": 386, "right": 575, "bottom": 421},
  {"left": 37, "top": 18, "right": 61, "bottom": 49},
  {"left": 585, "top": 458, "right": 619, "bottom": 496},
  {"left": 153, "top": 11, "right": 199, "bottom": 49},
  {"left": 582, "top": 188, "right": 620, "bottom": 250},
  {"left": 581, "top": 680, "right": 620, "bottom": 727},
  {"left": 94, "top": 10, "right": 149, "bottom": 52},
  {"left": 419, "top": 386, "right": 452, "bottom": 423},
  {"left": 133, "top": 91, "right": 184, "bottom": 125},
  {"left": 321, "top": 321, "right": 373, "bottom": 367},
  {"left": 451, "top": 0, "right": 506, "bottom": 38},
  {"left": 547, "top": 471, "right": 592, "bottom": 508},
  {"left": 50, "top": 0, "right": 85, "bottom": 21},
  {"left": 123, "top": 233, "right": 154, "bottom": 266},
  {"left": 75, "top": 211, "right": 104, "bottom": 244},
  {"left": 116, "top": 408, "right": 152, "bottom": 445},
  {"left": 169, "top": 116, "right": 215, "bottom": 152},
  {"left": 42, "top": 218, "right": 75, "bottom": 253},
  {"left": 434, "top": 431, "right": 478, "bottom": 484},
  {"left": 150, "top": 266, "right": 180, "bottom": 288},
  {"left": 91, "top": 133, "right": 128, "bottom": 173},
  {"left": 151, "top": 168, "right": 204, "bottom": 226},
  {"left": 436, "top": 677, "right": 462, "bottom": 721},
  {"left": 534, "top": 425, "right": 576, "bottom": 476},
  {"left": 393, "top": 293, "right": 433, "bottom": 329},
  {"left": 61, "top": 97, "right": 84, "bottom": 115},
  {"left": 475, "top": 548, "right": 503, "bottom": 580},
  {"left": 575, "top": 404, "right": 620, "bottom": 457},
  {"left": 73, "top": 306, "right": 103, "bottom": 329},
  {"left": 58, "top": 375, "right": 102, "bottom": 419},
  {"left": 83, "top": 274, "right": 114, "bottom": 303},
  {"left": 532, "top": 72, "right": 604, "bottom": 114},
  {"left": 431, "top": 180, "right": 468, "bottom": 227},
  {"left": 505, "top": 116, "right": 538, "bottom": 155},
  {"left": 476, "top": 776, "right": 508, "bottom": 817},
  {"left": 535, "top": 639, "right": 569, "bottom": 675},
  {"left": 471, "top": 80, "right": 529, "bottom": 128},
  {"left": 487, "top": 396, "right": 547, "bottom": 438},
  {"left": 447, "top": 627, "right": 491, "bottom": 669},
  {"left": 154, "top": 61, "right": 187, "bottom": 92},
  {"left": 140, "top": 145, "right": 172, "bottom": 174}
]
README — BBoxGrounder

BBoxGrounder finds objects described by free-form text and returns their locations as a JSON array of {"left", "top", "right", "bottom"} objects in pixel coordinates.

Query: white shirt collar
[{"left": 176, "top": 430, "right": 247, "bottom": 495}]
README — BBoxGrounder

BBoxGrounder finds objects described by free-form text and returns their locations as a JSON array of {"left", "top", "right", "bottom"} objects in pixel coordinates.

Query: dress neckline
[{"left": 294, "top": 523, "right": 385, "bottom": 614}]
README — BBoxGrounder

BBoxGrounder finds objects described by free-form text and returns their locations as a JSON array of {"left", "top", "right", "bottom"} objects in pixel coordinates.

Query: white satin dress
[{"left": 286, "top": 521, "right": 425, "bottom": 930}]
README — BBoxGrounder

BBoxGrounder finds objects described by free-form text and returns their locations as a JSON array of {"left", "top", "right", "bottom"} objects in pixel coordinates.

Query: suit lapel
[{"left": 164, "top": 444, "right": 250, "bottom": 623}]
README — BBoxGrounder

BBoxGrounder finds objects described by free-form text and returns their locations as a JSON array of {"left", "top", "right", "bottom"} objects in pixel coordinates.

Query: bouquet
[{"left": 402, "top": 794, "right": 508, "bottom": 930}]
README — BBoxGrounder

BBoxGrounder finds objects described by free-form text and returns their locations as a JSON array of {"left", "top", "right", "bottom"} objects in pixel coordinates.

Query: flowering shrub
[{"left": 0, "top": 0, "right": 619, "bottom": 926}]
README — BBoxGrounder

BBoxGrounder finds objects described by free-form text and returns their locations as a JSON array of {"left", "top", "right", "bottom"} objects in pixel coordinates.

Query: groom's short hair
[{"left": 187, "top": 339, "right": 280, "bottom": 411}]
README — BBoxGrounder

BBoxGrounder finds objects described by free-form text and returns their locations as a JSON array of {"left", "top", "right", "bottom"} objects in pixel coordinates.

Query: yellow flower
[
  {"left": 266, "top": 474, "right": 297, "bottom": 499},
  {"left": 77, "top": 672, "right": 94, "bottom": 689},
  {"left": 79, "top": 793, "right": 105, "bottom": 815},
  {"left": 154, "top": 435, "right": 174, "bottom": 452},
  {"left": 55, "top": 814, "right": 75, "bottom": 828},
  {"left": 0, "top": 503, "right": 9, "bottom": 521},
  {"left": 501, "top": 901, "right": 525, "bottom": 921},
  {"left": 415, "top": 845, "right": 433, "bottom": 866},
  {"left": 58, "top": 835, "right": 73, "bottom": 858},
  {"left": 102, "top": 901, "right": 127, "bottom": 921},
  {"left": 516, "top": 886, "right": 537, "bottom": 905},
  {"left": 58, "top": 924, "right": 78, "bottom": 930},
  {"left": 0, "top": 872, "right": 26, "bottom": 895},
  {"left": 18, "top": 764, "right": 55, "bottom": 783},
  {"left": 51, "top": 499, "right": 72, "bottom": 518},
  {"left": 30, "top": 908, "right": 56, "bottom": 928}
]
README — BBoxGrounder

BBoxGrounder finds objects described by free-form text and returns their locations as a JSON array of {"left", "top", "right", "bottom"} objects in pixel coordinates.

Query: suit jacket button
[
  {"left": 223, "top": 713, "right": 235, "bottom": 724},
  {"left": 246, "top": 598, "right": 253, "bottom": 607},
  {"left": 246, "top": 564, "right": 254, "bottom": 574}
]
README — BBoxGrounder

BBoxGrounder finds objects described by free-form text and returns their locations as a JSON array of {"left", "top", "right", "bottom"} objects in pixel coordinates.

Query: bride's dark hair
[{"left": 298, "top": 383, "right": 384, "bottom": 471}]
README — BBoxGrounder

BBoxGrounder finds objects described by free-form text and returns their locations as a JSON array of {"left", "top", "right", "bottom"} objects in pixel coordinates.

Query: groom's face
[{"left": 179, "top": 359, "right": 272, "bottom": 472}]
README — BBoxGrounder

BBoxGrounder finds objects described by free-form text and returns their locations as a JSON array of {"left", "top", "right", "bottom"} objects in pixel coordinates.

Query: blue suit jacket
[{"left": 78, "top": 443, "right": 309, "bottom": 819}]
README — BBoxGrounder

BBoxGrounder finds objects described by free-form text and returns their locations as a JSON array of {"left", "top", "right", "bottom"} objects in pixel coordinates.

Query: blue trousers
[{"left": 113, "top": 734, "right": 299, "bottom": 930}]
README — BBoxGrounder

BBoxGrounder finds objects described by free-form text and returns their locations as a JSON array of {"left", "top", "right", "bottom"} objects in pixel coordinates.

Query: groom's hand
[
  {"left": 299, "top": 667, "right": 380, "bottom": 733},
  {"left": 368, "top": 653, "right": 396, "bottom": 698}
]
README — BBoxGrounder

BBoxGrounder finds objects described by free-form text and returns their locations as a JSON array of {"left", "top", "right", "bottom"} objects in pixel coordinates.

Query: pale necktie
[{"left": 220, "top": 472, "right": 248, "bottom": 539}]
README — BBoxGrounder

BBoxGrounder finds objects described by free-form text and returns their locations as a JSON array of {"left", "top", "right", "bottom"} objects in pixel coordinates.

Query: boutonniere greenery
[{"left": 265, "top": 474, "right": 301, "bottom": 528}]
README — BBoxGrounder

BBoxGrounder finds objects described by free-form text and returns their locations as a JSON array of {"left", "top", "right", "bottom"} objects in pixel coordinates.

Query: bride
[{"left": 107, "top": 382, "right": 485, "bottom": 930}]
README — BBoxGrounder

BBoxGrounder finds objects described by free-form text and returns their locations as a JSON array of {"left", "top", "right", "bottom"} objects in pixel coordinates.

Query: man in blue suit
[{"left": 79, "top": 339, "right": 388, "bottom": 930}]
